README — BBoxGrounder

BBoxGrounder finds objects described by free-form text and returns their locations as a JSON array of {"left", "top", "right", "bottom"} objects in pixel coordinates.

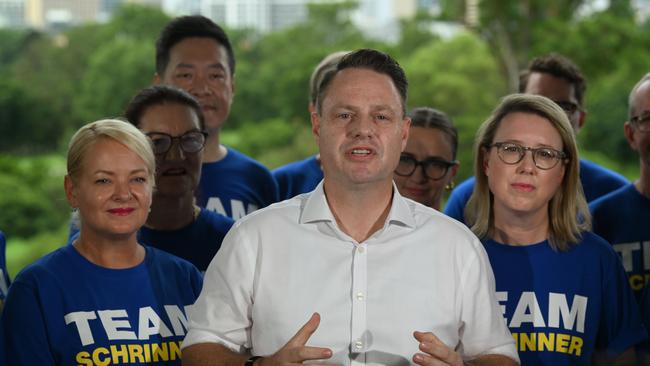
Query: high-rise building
[
  {"left": 25, "top": 0, "right": 101, "bottom": 29},
  {"left": 0, "top": 0, "right": 25, "bottom": 28},
  {"left": 201, "top": 0, "right": 329, "bottom": 33}
]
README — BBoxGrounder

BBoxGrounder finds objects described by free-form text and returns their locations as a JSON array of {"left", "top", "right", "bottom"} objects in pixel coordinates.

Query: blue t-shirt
[
  {"left": 1, "top": 244, "right": 203, "bottom": 365},
  {"left": 272, "top": 155, "right": 323, "bottom": 201},
  {"left": 590, "top": 183, "right": 650, "bottom": 299},
  {"left": 197, "top": 147, "right": 278, "bottom": 220},
  {"left": 484, "top": 232, "right": 646, "bottom": 365},
  {"left": 138, "top": 208, "right": 234, "bottom": 272},
  {"left": 444, "top": 159, "right": 628, "bottom": 223},
  {"left": 0, "top": 231, "right": 10, "bottom": 305}
]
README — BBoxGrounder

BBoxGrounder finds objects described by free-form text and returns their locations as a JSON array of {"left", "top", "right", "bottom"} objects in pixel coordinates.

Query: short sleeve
[
  {"left": 457, "top": 238, "right": 519, "bottom": 363},
  {"left": 2, "top": 278, "right": 57, "bottom": 365},
  {"left": 182, "top": 225, "right": 257, "bottom": 352}
]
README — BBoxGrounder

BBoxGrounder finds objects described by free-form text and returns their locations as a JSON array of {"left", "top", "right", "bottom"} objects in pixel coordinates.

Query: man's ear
[
  {"left": 64, "top": 175, "right": 78, "bottom": 208},
  {"left": 153, "top": 73, "right": 162, "bottom": 85},
  {"left": 624, "top": 122, "right": 638, "bottom": 152},
  {"left": 311, "top": 112, "right": 321, "bottom": 145},
  {"left": 401, "top": 117, "right": 411, "bottom": 152},
  {"left": 576, "top": 110, "right": 587, "bottom": 132}
]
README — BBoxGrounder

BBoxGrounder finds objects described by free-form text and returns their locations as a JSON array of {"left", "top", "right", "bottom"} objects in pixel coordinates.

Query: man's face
[
  {"left": 626, "top": 80, "right": 650, "bottom": 169},
  {"left": 524, "top": 72, "right": 585, "bottom": 132},
  {"left": 311, "top": 68, "right": 410, "bottom": 189},
  {"left": 156, "top": 37, "right": 234, "bottom": 132}
]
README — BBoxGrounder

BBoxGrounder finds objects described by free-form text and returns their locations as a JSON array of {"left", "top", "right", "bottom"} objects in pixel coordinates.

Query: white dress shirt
[{"left": 184, "top": 182, "right": 519, "bottom": 365}]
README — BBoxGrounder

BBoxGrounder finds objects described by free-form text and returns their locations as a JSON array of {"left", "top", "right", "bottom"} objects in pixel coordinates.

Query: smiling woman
[
  {"left": 1, "top": 119, "right": 203, "bottom": 365},
  {"left": 394, "top": 107, "right": 459, "bottom": 211}
]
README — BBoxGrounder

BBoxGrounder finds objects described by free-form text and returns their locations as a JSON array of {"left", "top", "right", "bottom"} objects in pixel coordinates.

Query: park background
[{"left": 1, "top": 0, "right": 649, "bottom": 278}]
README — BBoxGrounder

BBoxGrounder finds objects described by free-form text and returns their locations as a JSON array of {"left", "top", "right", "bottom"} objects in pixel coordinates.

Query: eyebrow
[
  {"left": 332, "top": 104, "right": 398, "bottom": 113},
  {"left": 175, "top": 63, "right": 226, "bottom": 71},
  {"left": 93, "top": 169, "right": 148, "bottom": 176},
  {"left": 499, "top": 139, "right": 562, "bottom": 149}
]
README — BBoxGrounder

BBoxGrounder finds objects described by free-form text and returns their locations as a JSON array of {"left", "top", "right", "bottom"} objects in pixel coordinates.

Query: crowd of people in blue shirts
[{"left": 0, "top": 13, "right": 649, "bottom": 366}]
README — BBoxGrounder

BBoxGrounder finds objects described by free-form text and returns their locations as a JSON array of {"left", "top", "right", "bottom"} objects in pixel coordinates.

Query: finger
[
  {"left": 286, "top": 312, "right": 321, "bottom": 346},
  {"left": 418, "top": 340, "right": 461, "bottom": 365},
  {"left": 412, "top": 352, "right": 448, "bottom": 366},
  {"left": 288, "top": 345, "right": 333, "bottom": 362},
  {"left": 413, "top": 330, "right": 438, "bottom": 343}
]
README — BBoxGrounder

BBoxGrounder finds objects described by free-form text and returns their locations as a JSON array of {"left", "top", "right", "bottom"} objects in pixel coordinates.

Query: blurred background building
[{"left": 0, "top": 0, "right": 448, "bottom": 41}]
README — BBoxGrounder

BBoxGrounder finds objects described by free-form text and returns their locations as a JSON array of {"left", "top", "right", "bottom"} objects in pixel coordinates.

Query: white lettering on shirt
[
  {"left": 65, "top": 305, "right": 186, "bottom": 345},
  {"left": 502, "top": 292, "right": 588, "bottom": 333},
  {"left": 98, "top": 310, "right": 137, "bottom": 341},
  {"left": 206, "top": 197, "right": 259, "bottom": 219},
  {"left": 547, "top": 293, "right": 587, "bottom": 333},
  {"left": 138, "top": 306, "right": 173, "bottom": 340},
  {"left": 65, "top": 311, "right": 98, "bottom": 346},
  {"left": 614, "top": 242, "right": 641, "bottom": 272}
]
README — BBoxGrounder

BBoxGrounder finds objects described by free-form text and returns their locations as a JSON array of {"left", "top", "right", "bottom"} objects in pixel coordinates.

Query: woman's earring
[{"left": 445, "top": 181, "right": 455, "bottom": 191}]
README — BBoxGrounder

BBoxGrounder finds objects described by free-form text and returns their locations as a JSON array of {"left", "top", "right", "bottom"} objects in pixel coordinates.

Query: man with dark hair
[
  {"left": 445, "top": 53, "right": 628, "bottom": 222},
  {"left": 272, "top": 51, "right": 348, "bottom": 200},
  {"left": 182, "top": 49, "right": 519, "bottom": 366},
  {"left": 590, "top": 73, "right": 650, "bottom": 301},
  {"left": 154, "top": 16, "right": 278, "bottom": 220}
]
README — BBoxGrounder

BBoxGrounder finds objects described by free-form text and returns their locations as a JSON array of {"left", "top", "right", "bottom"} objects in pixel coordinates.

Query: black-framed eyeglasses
[
  {"left": 553, "top": 100, "right": 580, "bottom": 115},
  {"left": 146, "top": 131, "right": 208, "bottom": 155},
  {"left": 394, "top": 154, "right": 458, "bottom": 181},
  {"left": 631, "top": 112, "right": 650, "bottom": 132},
  {"left": 488, "top": 142, "right": 567, "bottom": 170}
]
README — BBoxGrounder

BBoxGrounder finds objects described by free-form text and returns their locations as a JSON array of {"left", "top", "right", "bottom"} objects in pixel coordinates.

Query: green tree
[
  {"left": 0, "top": 79, "right": 58, "bottom": 153},
  {"left": 402, "top": 32, "right": 507, "bottom": 179},
  {"left": 74, "top": 38, "right": 155, "bottom": 124}
]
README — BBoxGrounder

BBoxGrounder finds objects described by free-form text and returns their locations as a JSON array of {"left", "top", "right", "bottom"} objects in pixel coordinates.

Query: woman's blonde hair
[
  {"left": 466, "top": 94, "right": 590, "bottom": 251},
  {"left": 67, "top": 119, "right": 155, "bottom": 185}
]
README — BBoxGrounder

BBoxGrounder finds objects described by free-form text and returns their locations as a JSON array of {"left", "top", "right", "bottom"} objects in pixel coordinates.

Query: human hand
[
  {"left": 258, "top": 313, "right": 336, "bottom": 366},
  {"left": 412, "top": 331, "right": 463, "bottom": 366}
]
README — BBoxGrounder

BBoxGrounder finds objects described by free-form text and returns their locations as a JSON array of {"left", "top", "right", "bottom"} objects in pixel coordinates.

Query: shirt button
[
  {"left": 356, "top": 292, "right": 364, "bottom": 301},
  {"left": 354, "top": 341, "right": 363, "bottom": 349},
  {"left": 358, "top": 246, "right": 365, "bottom": 254}
]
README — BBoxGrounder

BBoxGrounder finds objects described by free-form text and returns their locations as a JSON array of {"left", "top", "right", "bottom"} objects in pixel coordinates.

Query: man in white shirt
[{"left": 182, "top": 49, "right": 519, "bottom": 366}]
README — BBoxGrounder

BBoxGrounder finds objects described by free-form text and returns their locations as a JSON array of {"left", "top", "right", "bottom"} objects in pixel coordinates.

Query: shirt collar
[{"left": 300, "top": 181, "right": 416, "bottom": 229}]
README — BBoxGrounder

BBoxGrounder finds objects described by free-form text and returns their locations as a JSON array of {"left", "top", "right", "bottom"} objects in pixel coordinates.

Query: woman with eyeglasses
[
  {"left": 393, "top": 107, "right": 459, "bottom": 210},
  {"left": 124, "top": 85, "right": 234, "bottom": 272},
  {"left": 465, "top": 94, "right": 645, "bottom": 365},
  {"left": 1, "top": 119, "right": 203, "bottom": 365}
]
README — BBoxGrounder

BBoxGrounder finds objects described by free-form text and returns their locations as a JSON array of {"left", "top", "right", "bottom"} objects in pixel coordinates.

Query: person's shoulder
[
  {"left": 12, "top": 245, "right": 71, "bottom": 285},
  {"left": 444, "top": 176, "right": 475, "bottom": 207},
  {"left": 580, "top": 159, "right": 628, "bottom": 184},
  {"left": 231, "top": 194, "right": 304, "bottom": 228},
  {"left": 455, "top": 176, "right": 476, "bottom": 191},
  {"left": 199, "top": 208, "right": 235, "bottom": 229},
  {"left": 145, "top": 246, "right": 202, "bottom": 275},
  {"left": 575, "top": 231, "right": 618, "bottom": 257},
  {"left": 410, "top": 199, "right": 481, "bottom": 244},
  {"left": 272, "top": 156, "right": 316, "bottom": 176},
  {"left": 589, "top": 183, "right": 634, "bottom": 212},
  {"left": 225, "top": 147, "right": 270, "bottom": 169}
]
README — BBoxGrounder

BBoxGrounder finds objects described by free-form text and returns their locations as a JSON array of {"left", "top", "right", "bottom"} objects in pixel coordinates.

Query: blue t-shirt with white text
[
  {"left": 197, "top": 147, "right": 278, "bottom": 220},
  {"left": 484, "top": 232, "right": 646, "bottom": 365},
  {"left": 1, "top": 244, "right": 202, "bottom": 365}
]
